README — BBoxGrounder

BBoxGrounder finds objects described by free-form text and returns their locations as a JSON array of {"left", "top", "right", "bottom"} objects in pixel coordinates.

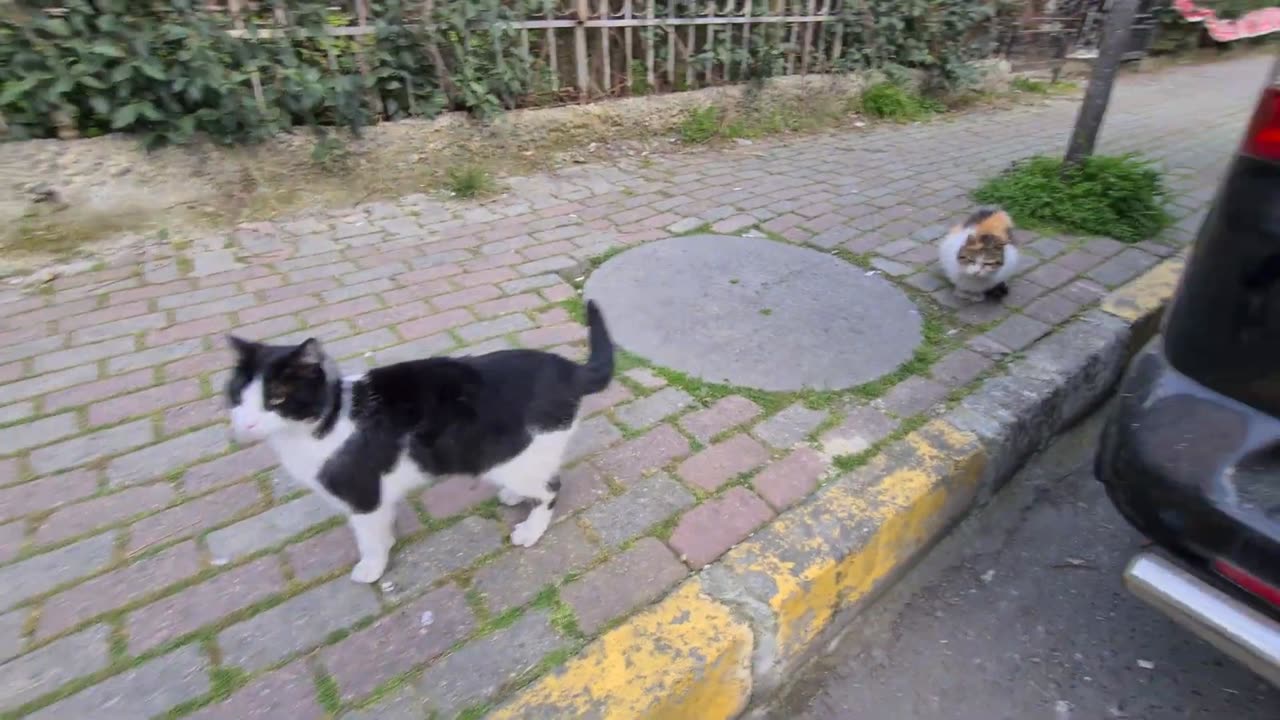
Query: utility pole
[{"left": 1063, "top": 0, "right": 1141, "bottom": 167}]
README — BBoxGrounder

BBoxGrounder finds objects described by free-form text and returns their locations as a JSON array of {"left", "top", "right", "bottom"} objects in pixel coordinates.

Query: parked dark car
[{"left": 1096, "top": 55, "right": 1280, "bottom": 687}]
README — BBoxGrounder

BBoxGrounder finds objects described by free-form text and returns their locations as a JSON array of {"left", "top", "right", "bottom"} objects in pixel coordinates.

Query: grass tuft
[
  {"left": 973, "top": 154, "right": 1171, "bottom": 242},
  {"left": 860, "top": 82, "right": 944, "bottom": 122},
  {"left": 445, "top": 165, "right": 497, "bottom": 199}
]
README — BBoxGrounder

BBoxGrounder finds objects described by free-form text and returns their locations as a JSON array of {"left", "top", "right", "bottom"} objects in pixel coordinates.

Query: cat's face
[
  {"left": 226, "top": 336, "right": 332, "bottom": 442},
  {"left": 956, "top": 233, "right": 1006, "bottom": 278}
]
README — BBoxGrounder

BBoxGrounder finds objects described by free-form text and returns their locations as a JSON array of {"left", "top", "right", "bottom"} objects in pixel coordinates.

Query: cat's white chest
[{"left": 268, "top": 416, "right": 355, "bottom": 494}]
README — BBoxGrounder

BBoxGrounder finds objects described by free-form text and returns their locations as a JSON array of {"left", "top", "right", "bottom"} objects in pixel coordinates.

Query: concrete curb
[{"left": 492, "top": 255, "right": 1187, "bottom": 719}]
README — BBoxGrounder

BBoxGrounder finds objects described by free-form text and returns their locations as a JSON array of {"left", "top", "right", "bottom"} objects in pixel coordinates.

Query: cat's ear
[
  {"left": 291, "top": 338, "right": 328, "bottom": 367},
  {"left": 227, "top": 335, "right": 255, "bottom": 359}
]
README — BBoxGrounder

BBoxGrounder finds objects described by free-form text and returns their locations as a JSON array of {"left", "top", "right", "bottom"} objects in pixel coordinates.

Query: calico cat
[
  {"left": 226, "top": 301, "right": 615, "bottom": 583},
  {"left": 939, "top": 208, "right": 1019, "bottom": 302}
]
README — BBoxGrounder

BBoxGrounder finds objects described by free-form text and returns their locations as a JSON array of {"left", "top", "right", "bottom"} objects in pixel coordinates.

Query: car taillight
[
  {"left": 1243, "top": 85, "right": 1280, "bottom": 160},
  {"left": 1213, "top": 558, "right": 1280, "bottom": 610}
]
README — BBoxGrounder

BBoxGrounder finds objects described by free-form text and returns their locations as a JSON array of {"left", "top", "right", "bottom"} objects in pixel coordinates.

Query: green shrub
[
  {"left": 860, "top": 82, "right": 943, "bottom": 121},
  {"left": 973, "top": 154, "right": 1171, "bottom": 242}
]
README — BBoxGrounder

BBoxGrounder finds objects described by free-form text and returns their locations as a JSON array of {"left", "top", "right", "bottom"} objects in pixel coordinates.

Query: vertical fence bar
[
  {"left": 623, "top": 0, "right": 634, "bottom": 90},
  {"left": 547, "top": 0, "right": 560, "bottom": 91},
  {"left": 600, "top": 0, "right": 612, "bottom": 93},
  {"left": 741, "top": 0, "right": 753, "bottom": 81},
  {"left": 645, "top": 0, "right": 656, "bottom": 89},
  {"left": 684, "top": 2, "right": 696, "bottom": 89},
  {"left": 575, "top": 0, "right": 592, "bottom": 95},
  {"left": 785, "top": 0, "right": 798, "bottom": 75},
  {"left": 830, "top": 0, "right": 844, "bottom": 67},
  {"left": 801, "top": 0, "right": 814, "bottom": 73},
  {"left": 670, "top": 0, "right": 680, "bottom": 85},
  {"left": 705, "top": 1, "right": 715, "bottom": 85}
]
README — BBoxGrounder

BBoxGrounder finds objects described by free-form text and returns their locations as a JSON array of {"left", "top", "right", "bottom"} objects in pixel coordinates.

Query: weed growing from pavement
[
  {"left": 974, "top": 154, "right": 1171, "bottom": 242},
  {"left": 444, "top": 165, "right": 498, "bottom": 199}
]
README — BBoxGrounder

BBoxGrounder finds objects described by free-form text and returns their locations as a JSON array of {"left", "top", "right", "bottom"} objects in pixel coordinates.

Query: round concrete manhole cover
[{"left": 584, "top": 235, "right": 923, "bottom": 392}]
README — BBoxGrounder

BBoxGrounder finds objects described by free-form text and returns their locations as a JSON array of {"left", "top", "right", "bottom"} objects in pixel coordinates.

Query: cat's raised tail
[{"left": 578, "top": 300, "right": 615, "bottom": 395}]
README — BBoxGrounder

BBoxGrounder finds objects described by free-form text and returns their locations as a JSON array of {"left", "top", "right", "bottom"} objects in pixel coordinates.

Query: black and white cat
[{"left": 226, "top": 301, "right": 615, "bottom": 584}]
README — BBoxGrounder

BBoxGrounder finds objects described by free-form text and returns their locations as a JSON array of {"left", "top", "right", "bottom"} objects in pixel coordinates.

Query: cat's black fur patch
[
  {"left": 964, "top": 208, "right": 999, "bottom": 227},
  {"left": 984, "top": 282, "right": 1010, "bottom": 300},
  {"left": 285, "top": 302, "right": 612, "bottom": 515}
]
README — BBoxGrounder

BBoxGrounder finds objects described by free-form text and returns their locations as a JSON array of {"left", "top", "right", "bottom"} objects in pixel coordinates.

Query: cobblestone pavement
[{"left": 0, "top": 56, "right": 1270, "bottom": 719}]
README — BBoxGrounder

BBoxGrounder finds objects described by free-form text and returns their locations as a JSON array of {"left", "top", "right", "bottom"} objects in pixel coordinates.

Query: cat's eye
[{"left": 267, "top": 390, "right": 287, "bottom": 405}]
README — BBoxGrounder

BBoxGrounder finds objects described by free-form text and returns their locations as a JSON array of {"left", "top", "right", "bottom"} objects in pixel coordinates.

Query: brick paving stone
[
  {"left": 35, "top": 483, "right": 175, "bottom": 546},
  {"left": 0, "top": 413, "right": 79, "bottom": 454},
  {"left": 27, "top": 644, "right": 210, "bottom": 720},
  {"left": 414, "top": 609, "right": 565, "bottom": 716},
  {"left": 1085, "top": 247, "right": 1159, "bottom": 288},
  {"left": 678, "top": 396, "right": 763, "bottom": 443},
  {"left": 677, "top": 434, "right": 771, "bottom": 492},
  {"left": 0, "top": 531, "right": 116, "bottom": 611},
  {"left": 222, "top": 577, "right": 380, "bottom": 672},
  {"left": 0, "top": 521, "right": 23, "bottom": 564},
  {"left": 983, "top": 314, "right": 1053, "bottom": 352},
  {"left": 0, "top": 625, "right": 111, "bottom": 713},
  {"left": 34, "top": 336, "right": 134, "bottom": 374},
  {"left": 752, "top": 448, "right": 830, "bottom": 511},
  {"left": 668, "top": 487, "right": 775, "bottom": 568},
  {"left": 187, "top": 661, "right": 325, "bottom": 720},
  {"left": 457, "top": 313, "right": 535, "bottom": 343},
  {"left": 565, "top": 414, "right": 623, "bottom": 463},
  {"left": 38, "top": 541, "right": 202, "bottom": 637},
  {"left": 129, "top": 481, "right": 264, "bottom": 551},
  {"left": 553, "top": 462, "right": 610, "bottom": 519},
  {"left": 1084, "top": 237, "right": 1126, "bottom": 257},
  {"left": 128, "top": 556, "right": 285, "bottom": 653},
  {"left": 821, "top": 406, "right": 898, "bottom": 457},
  {"left": 1055, "top": 250, "right": 1106, "bottom": 273},
  {"left": 752, "top": 403, "right": 828, "bottom": 449},
  {"left": 321, "top": 584, "right": 474, "bottom": 701},
  {"left": 581, "top": 381, "right": 632, "bottom": 416},
  {"left": 0, "top": 401, "right": 32, "bottom": 425},
  {"left": 623, "top": 367, "right": 667, "bottom": 389},
  {"left": 380, "top": 516, "right": 506, "bottom": 599},
  {"left": 594, "top": 424, "right": 690, "bottom": 484},
  {"left": 1023, "top": 289, "right": 1089, "bottom": 325},
  {"left": 906, "top": 271, "right": 947, "bottom": 293},
  {"left": 0, "top": 610, "right": 23, "bottom": 663},
  {"left": 421, "top": 475, "right": 497, "bottom": 519},
  {"left": 581, "top": 474, "right": 694, "bottom": 548},
  {"left": 30, "top": 421, "right": 155, "bottom": 478},
  {"left": 283, "top": 525, "right": 360, "bottom": 582},
  {"left": 562, "top": 537, "right": 687, "bottom": 634},
  {"left": 0, "top": 364, "right": 100, "bottom": 407},
  {"left": 205, "top": 493, "right": 340, "bottom": 562},
  {"left": 1024, "top": 262, "right": 1078, "bottom": 289},
  {"left": 474, "top": 293, "right": 543, "bottom": 318},
  {"left": 870, "top": 257, "right": 914, "bottom": 277},
  {"left": 930, "top": 348, "right": 993, "bottom": 386},
  {"left": 89, "top": 380, "right": 203, "bottom": 427},
  {"left": 163, "top": 395, "right": 225, "bottom": 435},
  {"left": 396, "top": 308, "right": 473, "bottom": 339},
  {"left": 106, "top": 425, "right": 227, "bottom": 487},
  {"left": 473, "top": 521, "right": 600, "bottom": 613},
  {"left": 518, "top": 323, "right": 586, "bottom": 348},
  {"left": 879, "top": 376, "right": 950, "bottom": 417},
  {"left": 711, "top": 214, "right": 756, "bottom": 234}
]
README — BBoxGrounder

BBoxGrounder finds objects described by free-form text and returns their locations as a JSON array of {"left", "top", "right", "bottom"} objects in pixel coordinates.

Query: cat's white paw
[
  {"left": 510, "top": 519, "right": 547, "bottom": 548},
  {"left": 350, "top": 556, "right": 389, "bottom": 584},
  {"left": 497, "top": 488, "right": 525, "bottom": 506}
]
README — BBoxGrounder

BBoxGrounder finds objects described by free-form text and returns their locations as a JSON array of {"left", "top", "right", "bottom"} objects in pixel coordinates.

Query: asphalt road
[{"left": 763, "top": 406, "right": 1279, "bottom": 720}]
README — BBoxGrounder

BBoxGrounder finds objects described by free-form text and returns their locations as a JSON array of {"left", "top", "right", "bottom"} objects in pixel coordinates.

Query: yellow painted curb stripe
[
  {"left": 709, "top": 419, "right": 986, "bottom": 669},
  {"left": 1100, "top": 254, "right": 1186, "bottom": 323},
  {"left": 491, "top": 580, "right": 753, "bottom": 720}
]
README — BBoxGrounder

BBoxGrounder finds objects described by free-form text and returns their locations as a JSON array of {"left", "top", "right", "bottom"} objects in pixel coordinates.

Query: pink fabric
[{"left": 1173, "top": 0, "right": 1280, "bottom": 42}]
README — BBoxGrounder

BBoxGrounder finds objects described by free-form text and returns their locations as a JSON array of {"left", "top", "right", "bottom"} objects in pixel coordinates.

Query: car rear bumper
[
  {"left": 1126, "top": 551, "right": 1280, "bottom": 687},
  {"left": 1096, "top": 337, "right": 1280, "bottom": 594}
]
